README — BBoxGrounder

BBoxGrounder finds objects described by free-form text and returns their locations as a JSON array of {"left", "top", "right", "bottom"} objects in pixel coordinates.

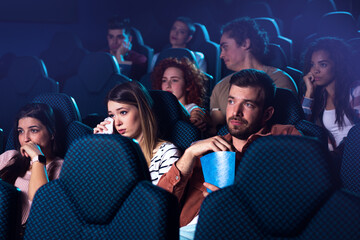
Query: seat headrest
[
  {"left": 263, "top": 43, "right": 288, "bottom": 68},
  {"left": 254, "top": 17, "right": 281, "bottom": 39},
  {"left": 155, "top": 48, "right": 199, "bottom": 68},
  {"left": 33, "top": 92, "right": 81, "bottom": 126},
  {"left": 8, "top": 56, "right": 48, "bottom": 94},
  {"left": 236, "top": 135, "right": 333, "bottom": 235},
  {"left": 61, "top": 134, "right": 150, "bottom": 224},
  {"left": 187, "top": 23, "right": 210, "bottom": 48},
  {"left": 78, "top": 52, "right": 120, "bottom": 93},
  {"left": 47, "top": 31, "right": 85, "bottom": 62},
  {"left": 319, "top": 11, "right": 358, "bottom": 39},
  {"left": 269, "top": 87, "right": 305, "bottom": 125}
]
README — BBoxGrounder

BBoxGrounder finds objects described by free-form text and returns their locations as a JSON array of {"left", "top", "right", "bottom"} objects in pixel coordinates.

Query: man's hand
[
  {"left": 116, "top": 41, "right": 132, "bottom": 59},
  {"left": 203, "top": 182, "right": 220, "bottom": 197},
  {"left": 176, "top": 136, "right": 234, "bottom": 174}
]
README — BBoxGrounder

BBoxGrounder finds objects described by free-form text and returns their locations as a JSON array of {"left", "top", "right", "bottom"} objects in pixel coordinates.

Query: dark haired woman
[
  {"left": 0, "top": 103, "right": 63, "bottom": 226},
  {"left": 302, "top": 37, "right": 360, "bottom": 151}
]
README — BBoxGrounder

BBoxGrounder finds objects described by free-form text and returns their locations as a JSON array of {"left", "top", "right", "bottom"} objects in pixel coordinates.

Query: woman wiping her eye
[{"left": 93, "top": 81, "right": 181, "bottom": 185}]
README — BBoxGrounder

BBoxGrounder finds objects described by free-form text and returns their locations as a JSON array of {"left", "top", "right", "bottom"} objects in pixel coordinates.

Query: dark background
[{"left": 0, "top": 0, "right": 359, "bottom": 57}]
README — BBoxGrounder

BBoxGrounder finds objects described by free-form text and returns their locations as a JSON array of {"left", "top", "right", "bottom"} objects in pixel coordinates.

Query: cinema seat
[{"left": 25, "top": 134, "right": 179, "bottom": 239}]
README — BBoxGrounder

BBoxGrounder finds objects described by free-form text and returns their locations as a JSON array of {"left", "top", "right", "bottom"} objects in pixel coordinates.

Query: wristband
[{"left": 31, "top": 155, "right": 46, "bottom": 165}]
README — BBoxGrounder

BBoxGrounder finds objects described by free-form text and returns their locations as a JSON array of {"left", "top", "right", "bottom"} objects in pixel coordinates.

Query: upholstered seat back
[
  {"left": 150, "top": 90, "right": 201, "bottom": 151},
  {"left": 63, "top": 52, "right": 130, "bottom": 119},
  {"left": 341, "top": 124, "right": 360, "bottom": 193},
  {"left": 195, "top": 136, "right": 337, "bottom": 239},
  {"left": 60, "top": 134, "right": 150, "bottom": 223},
  {"left": 25, "top": 134, "right": 179, "bottom": 239}
]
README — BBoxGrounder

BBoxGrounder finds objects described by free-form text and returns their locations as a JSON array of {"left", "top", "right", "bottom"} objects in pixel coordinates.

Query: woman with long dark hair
[
  {"left": 302, "top": 37, "right": 360, "bottom": 151},
  {"left": 0, "top": 103, "right": 64, "bottom": 226}
]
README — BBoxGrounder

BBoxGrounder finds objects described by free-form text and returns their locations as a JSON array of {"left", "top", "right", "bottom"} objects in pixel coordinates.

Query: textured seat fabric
[
  {"left": 294, "top": 119, "right": 328, "bottom": 148},
  {"left": 0, "top": 180, "right": 22, "bottom": 240},
  {"left": 195, "top": 135, "right": 360, "bottom": 239},
  {"left": 25, "top": 134, "right": 179, "bottom": 239},
  {"left": 39, "top": 31, "right": 89, "bottom": 90},
  {"left": 0, "top": 56, "right": 58, "bottom": 139},
  {"left": 218, "top": 88, "right": 305, "bottom": 135},
  {"left": 150, "top": 90, "right": 201, "bottom": 151},
  {"left": 341, "top": 124, "right": 360, "bottom": 193},
  {"left": 62, "top": 52, "right": 131, "bottom": 120},
  {"left": 5, "top": 92, "right": 92, "bottom": 157},
  {"left": 32, "top": 92, "right": 81, "bottom": 123}
]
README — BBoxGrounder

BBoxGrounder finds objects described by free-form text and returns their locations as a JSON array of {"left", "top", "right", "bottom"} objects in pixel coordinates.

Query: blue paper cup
[{"left": 200, "top": 151, "right": 236, "bottom": 193}]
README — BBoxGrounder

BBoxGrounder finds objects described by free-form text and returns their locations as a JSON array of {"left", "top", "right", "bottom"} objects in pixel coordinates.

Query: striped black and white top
[{"left": 149, "top": 142, "right": 181, "bottom": 185}]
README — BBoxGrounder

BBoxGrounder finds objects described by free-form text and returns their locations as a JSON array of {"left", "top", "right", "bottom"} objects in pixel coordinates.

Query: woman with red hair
[{"left": 152, "top": 57, "right": 208, "bottom": 131}]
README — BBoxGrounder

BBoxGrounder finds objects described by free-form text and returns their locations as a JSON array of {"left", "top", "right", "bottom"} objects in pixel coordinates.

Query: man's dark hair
[
  {"left": 175, "top": 16, "right": 196, "bottom": 36},
  {"left": 230, "top": 69, "right": 276, "bottom": 109},
  {"left": 221, "top": 17, "right": 269, "bottom": 61},
  {"left": 108, "top": 16, "right": 131, "bottom": 35}
]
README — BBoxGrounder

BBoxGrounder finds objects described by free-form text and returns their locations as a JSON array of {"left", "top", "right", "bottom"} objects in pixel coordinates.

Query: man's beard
[{"left": 227, "top": 116, "right": 262, "bottom": 140}]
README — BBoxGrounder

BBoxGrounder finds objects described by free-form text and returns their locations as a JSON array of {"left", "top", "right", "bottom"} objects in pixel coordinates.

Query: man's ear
[
  {"left": 242, "top": 38, "right": 251, "bottom": 50},
  {"left": 186, "top": 35, "right": 193, "bottom": 43},
  {"left": 128, "top": 35, "right": 133, "bottom": 43},
  {"left": 262, "top": 106, "right": 274, "bottom": 124}
]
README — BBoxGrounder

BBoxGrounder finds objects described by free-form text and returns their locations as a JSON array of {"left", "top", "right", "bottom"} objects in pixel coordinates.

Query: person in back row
[
  {"left": 93, "top": 81, "right": 181, "bottom": 185},
  {"left": 106, "top": 16, "right": 147, "bottom": 80},
  {"left": 157, "top": 69, "right": 301, "bottom": 239},
  {"left": 210, "top": 17, "right": 298, "bottom": 135},
  {"left": 151, "top": 16, "right": 207, "bottom": 72}
]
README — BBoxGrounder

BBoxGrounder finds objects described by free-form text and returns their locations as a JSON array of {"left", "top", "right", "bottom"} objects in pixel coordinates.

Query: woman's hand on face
[
  {"left": 303, "top": 72, "right": 316, "bottom": 98},
  {"left": 20, "top": 142, "right": 43, "bottom": 160},
  {"left": 93, "top": 119, "right": 113, "bottom": 134}
]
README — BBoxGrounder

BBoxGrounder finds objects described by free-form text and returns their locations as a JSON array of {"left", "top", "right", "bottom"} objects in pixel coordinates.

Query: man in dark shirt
[{"left": 107, "top": 17, "right": 147, "bottom": 80}]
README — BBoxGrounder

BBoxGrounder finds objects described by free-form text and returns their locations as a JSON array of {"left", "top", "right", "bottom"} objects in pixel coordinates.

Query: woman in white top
[
  {"left": 0, "top": 103, "right": 64, "bottom": 228},
  {"left": 93, "top": 81, "right": 181, "bottom": 185},
  {"left": 151, "top": 16, "right": 207, "bottom": 72},
  {"left": 152, "top": 57, "right": 208, "bottom": 132},
  {"left": 302, "top": 37, "right": 360, "bottom": 151}
]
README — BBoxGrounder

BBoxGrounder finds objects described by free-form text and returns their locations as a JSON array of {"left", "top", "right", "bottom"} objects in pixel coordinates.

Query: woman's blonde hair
[{"left": 106, "top": 81, "right": 158, "bottom": 165}]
